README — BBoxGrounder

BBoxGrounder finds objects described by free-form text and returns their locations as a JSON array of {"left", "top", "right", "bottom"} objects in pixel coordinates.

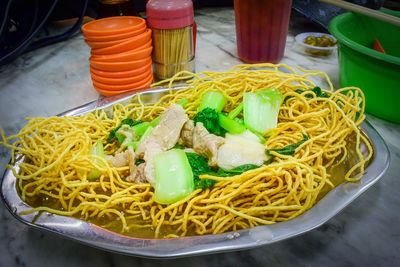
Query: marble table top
[{"left": 1, "top": 7, "right": 399, "bottom": 267}]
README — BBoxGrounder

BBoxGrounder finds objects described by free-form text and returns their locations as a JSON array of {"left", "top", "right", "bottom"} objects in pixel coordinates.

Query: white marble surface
[{"left": 1, "top": 7, "right": 400, "bottom": 267}]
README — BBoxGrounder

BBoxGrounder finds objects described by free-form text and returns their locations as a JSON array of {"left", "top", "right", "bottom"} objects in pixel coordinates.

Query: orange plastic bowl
[
  {"left": 81, "top": 16, "right": 146, "bottom": 36},
  {"left": 93, "top": 72, "right": 153, "bottom": 92},
  {"left": 94, "top": 87, "right": 132, "bottom": 97},
  {"left": 83, "top": 27, "right": 146, "bottom": 42},
  {"left": 84, "top": 30, "right": 152, "bottom": 49},
  {"left": 90, "top": 39, "right": 151, "bottom": 57},
  {"left": 90, "top": 60, "right": 152, "bottom": 78},
  {"left": 85, "top": 38, "right": 130, "bottom": 49},
  {"left": 91, "top": 68, "right": 152, "bottom": 85},
  {"left": 90, "top": 29, "right": 152, "bottom": 55},
  {"left": 134, "top": 39, "right": 152, "bottom": 50},
  {"left": 89, "top": 56, "right": 151, "bottom": 72},
  {"left": 90, "top": 46, "right": 152, "bottom": 62}
]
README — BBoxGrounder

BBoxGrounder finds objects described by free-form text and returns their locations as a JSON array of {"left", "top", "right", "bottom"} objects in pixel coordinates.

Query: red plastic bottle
[
  {"left": 234, "top": 0, "right": 292, "bottom": 63},
  {"left": 146, "top": 0, "right": 195, "bottom": 79}
]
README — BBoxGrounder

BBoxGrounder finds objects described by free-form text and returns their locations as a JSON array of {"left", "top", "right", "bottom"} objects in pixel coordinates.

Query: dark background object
[
  {"left": 0, "top": 0, "right": 234, "bottom": 66},
  {"left": 0, "top": 0, "right": 91, "bottom": 66},
  {"left": 292, "top": 0, "right": 386, "bottom": 30},
  {"left": 0, "top": 0, "right": 58, "bottom": 65},
  {"left": 384, "top": 0, "right": 400, "bottom": 10}
]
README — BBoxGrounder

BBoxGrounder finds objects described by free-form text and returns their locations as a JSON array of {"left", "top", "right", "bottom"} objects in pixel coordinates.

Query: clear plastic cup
[{"left": 234, "top": 0, "right": 292, "bottom": 63}]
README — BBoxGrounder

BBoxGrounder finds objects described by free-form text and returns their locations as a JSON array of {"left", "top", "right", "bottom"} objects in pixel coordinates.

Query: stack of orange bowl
[{"left": 81, "top": 16, "right": 153, "bottom": 96}]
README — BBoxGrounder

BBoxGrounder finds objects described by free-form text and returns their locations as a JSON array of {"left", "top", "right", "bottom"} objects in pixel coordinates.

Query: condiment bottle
[{"left": 146, "top": 0, "right": 195, "bottom": 80}]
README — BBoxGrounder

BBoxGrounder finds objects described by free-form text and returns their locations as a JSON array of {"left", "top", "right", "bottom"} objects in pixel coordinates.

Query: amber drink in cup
[{"left": 234, "top": 0, "right": 292, "bottom": 63}]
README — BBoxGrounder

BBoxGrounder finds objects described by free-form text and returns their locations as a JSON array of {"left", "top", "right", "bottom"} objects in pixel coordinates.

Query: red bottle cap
[{"left": 146, "top": 0, "right": 194, "bottom": 29}]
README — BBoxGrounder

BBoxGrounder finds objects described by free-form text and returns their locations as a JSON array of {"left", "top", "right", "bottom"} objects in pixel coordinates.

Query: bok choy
[
  {"left": 243, "top": 89, "right": 283, "bottom": 134},
  {"left": 87, "top": 140, "right": 105, "bottom": 180},
  {"left": 153, "top": 149, "right": 194, "bottom": 204},
  {"left": 198, "top": 91, "right": 227, "bottom": 112}
]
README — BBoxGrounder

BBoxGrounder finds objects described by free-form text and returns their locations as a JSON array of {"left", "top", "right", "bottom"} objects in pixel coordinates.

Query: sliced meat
[
  {"left": 136, "top": 104, "right": 189, "bottom": 155},
  {"left": 141, "top": 142, "right": 164, "bottom": 186},
  {"left": 135, "top": 163, "right": 147, "bottom": 184},
  {"left": 106, "top": 146, "right": 145, "bottom": 183},
  {"left": 106, "top": 150, "right": 129, "bottom": 168},
  {"left": 193, "top": 122, "right": 225, "bottom": 166},
  {"left": 135, "top": 104, "right": 189, "bottom": 185},
  {"left": 125, "top": 146, "right": 139, "bottom": 182},
  {"left": 178, "top": 119, "right": 195, "bottom": 147}
]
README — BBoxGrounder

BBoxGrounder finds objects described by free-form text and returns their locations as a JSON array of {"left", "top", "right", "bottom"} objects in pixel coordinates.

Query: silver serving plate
[{"left": 1, "top": 86, "right": 390, "bottom": 258}]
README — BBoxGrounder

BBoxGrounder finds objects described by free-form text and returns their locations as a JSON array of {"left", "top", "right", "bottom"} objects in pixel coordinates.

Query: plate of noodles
[{"left": 0, "top": 64, "right": 389, "bottom": 258}]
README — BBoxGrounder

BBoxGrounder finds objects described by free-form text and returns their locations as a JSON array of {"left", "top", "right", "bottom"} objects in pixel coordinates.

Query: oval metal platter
[{"left": 1, "top": 86, "right": 390, "bottom": 258}]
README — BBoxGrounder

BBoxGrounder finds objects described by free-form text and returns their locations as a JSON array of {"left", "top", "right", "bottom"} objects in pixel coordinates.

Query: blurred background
[{"left": 0, "top": 0, "right": 399, "bottom": 66}]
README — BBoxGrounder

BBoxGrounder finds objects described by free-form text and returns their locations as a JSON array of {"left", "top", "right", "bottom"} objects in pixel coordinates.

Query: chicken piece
[
  {"left": 106, "top": 150, "right": 129, "bottom": 167},
  {"left": 135, "top": 163, "right": 147, "bottom": 184},
  {"left": 217, "top": 130, "right": 268, "bottom": 170},
  {"left": 105, "top": 147, "right": 145, "bottom": 183},
  {"left": 178, "top": 120, "right": 195, "bottom": 147},
  {"left": 125, "top": 146, "right": 139, "bottom": 182},
  {"left": 141, "top": 142, "right": 164, "bottom": 186},
  {"left": 116, "top": 124, "right": 138, "bottom": 152},
  {"left": 193, "top": 122, "right": 225, "bottom": 166},
  {"left": 136, "top": 104, "right": 189, "bottom": 155}
]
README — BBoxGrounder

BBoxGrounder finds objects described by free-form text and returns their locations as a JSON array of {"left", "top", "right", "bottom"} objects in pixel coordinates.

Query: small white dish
[{"left": 295, "top": 32, "right": 337, "bottom": 56}]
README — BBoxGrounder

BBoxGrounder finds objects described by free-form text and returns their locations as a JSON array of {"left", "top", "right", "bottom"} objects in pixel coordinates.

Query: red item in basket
[{"left": 373, "top": 38, "right": 386, "bottom": 54}]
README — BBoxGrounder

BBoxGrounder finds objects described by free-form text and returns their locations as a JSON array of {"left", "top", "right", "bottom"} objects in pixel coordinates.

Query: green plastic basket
[{"left": 328, "top": 10, "right": 400, "bottom": 123}]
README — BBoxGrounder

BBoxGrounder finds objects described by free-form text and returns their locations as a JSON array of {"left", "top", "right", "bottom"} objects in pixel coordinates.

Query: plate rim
[{"left": 0, "top": 87, "right": 390, "bottom": 258}]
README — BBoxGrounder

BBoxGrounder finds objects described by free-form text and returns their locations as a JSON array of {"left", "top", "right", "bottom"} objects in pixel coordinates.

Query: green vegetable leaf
[
  {"left": 154, "top": 149, "right": 194, "bottom": 204},
  {"left": 186, "top": 153, "right": 261, "bottom": 189},
  {"left": 194, "top": 107, "right": 227, "bottom": 137},
  {"left": 198, "top": 91, "right": 227, "bottom": 112},
  {"left": 243, "top": 89, "right": 283, "bottom": 134},
  {"left": 266, "top": 134, "right": 309, "bottom": 156},
  {"left": 283, "top": 87, "right": 330, "bottom": 104},
  {"left": 228, "top": 103, "right": 243, "bottom": 119},
  {"left": 87, "top": 140, "right": 105, "bottom": 180},
  {"left": 135, "top": 158, "right": 145, "bottom": 165},
  {"left": 311, "top": 86, "right": 330, "bottom": 98},
  {"left": 107, "top": 118, "right": 142, "bottom": 143},
  {"left": 218, "top": 113, "right": 246, "bottom": 134},
  {"left": 177, "top": 97, "right": 189, "bottom": 107},
  {"left": 195, "top": 179, "right": 217, "bottom": 190},
  {"left": 216, "top": 164, "right": 259, "bottom": 177},
  {"left": 173, "top": 143, "right": 186, "bottom": 149},
  {"left": 186, "top": 152, "right": 217, "bottom": 190},
  {"left": 131, "top": 122, "right": 151, "bottom": 137}
]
